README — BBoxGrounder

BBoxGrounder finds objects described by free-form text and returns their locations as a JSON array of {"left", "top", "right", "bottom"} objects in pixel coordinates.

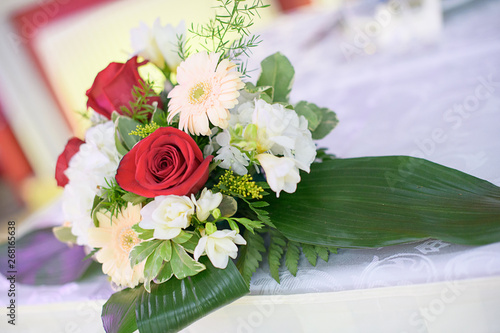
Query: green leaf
[
  {"left": 268, "top": 229, "right": 287, "bottom": 283},
  {"left": 152, "top": 108, "right": 168, "bottom": 126},
  {"left": 114, "top": 128, "right": 129, "bottom": 156},
  {"left": 301, "top": 244, "right": 317, "bottom": 266},
  {"left": 311, "top": 107, "right": 338, "bottom": 140},
  {"left": 234, "top": 217, "right": 264, "bottom": 234},
  {"left": 157, "top": 240, "right": 172, "bottom": 262},
  {"left": 116, "top": 116, "right": 142, "bottom": 150},
  {"left": 181, "top": 232, "right": 201, "bottom": 254},
  {"left": 256, "top": 52, "right": 294, "bottom": 104},
  {"left": 132, "top": 224, "right": 154, "bottom": 241},
  {"left": 121, "top": 192, "right": 148, "bottom": 205},
  {"left": 155, "top": 261, "right": 174, "bottom": 284},
  {"left": 316, "top": 245, "right": 329, "bottom": 262},
  {"left": 52, "top": 226, "right": 77, "bottom": 244},
  {"left": 266, "top": 156, "right": 500, "bottom": 248},
  {"left": 102, "top": 285, "right": 140, "bottom": 333},
  {"left": 236, "top": 230, "right": 266, "bottom": 286},
  {"left": 285, "top": 241, "right": 300, "bottom": 277},
  {"left": 219, "top": 195, "right": 238, "bottom": 217},
  {"left": 143, "top": 249, "right": 164, "bottom": 292},
  {"left": 172, "top": 230, "right": 193, "bottom": 244},
  {"left": 135, "top": 257, "right": 248, "bottom": 333},
  {"left": 170, "top": 243, "right": 206, "bottom": 279},
  {"left": 294, "top": 101, "right": 320, "bottom": 131},
  {"left": 129, "top": 240, "right": 163, "bottom": 267}
]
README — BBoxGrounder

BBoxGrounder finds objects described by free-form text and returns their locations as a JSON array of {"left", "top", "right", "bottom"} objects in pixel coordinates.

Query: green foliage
[
  {"left": 92, "top": 179, "right": 129, "bottom": 223},
  {"left": 102, "top": 258, "right": 248, "bottom": 333},
  {"left": 129, "top": 239, "right": 163, "bottom": 267},
  {"left": 119, "top": 80, "right": 158, "bottom": 123},
  {"left": 169, "top": 243, "right": 206, "bottom": 280},
  {"left": 189, "top": 0, "right": 268, "bottom": 75},
  {"left": 285, "top": 240, "right": 300, "bottom": 277},
  {"left": 311, "top": 107, "right": 339, "bottom": 140},
  {"left": 294, "top": 101, "right": 338, "bottom": 140},
  {"left": 266, "top": 156, "right": 500, "bottom": 248},
  {"left": 121, "top": 192, "right": 149, "bottom": 205},
  {"left": 239, "top": 195, "right": 274, "bottom": 228},
  {"left": 115, "top": 116, "right": 142, "bottom": 151},
  {"left": 52, "top": 226, "right": 77, "bottom": 244},
  {"left": 294, "top": 101, "right": 321, "bottom": 131},
  {"left": 301, "top": 244, "right": 317, "bottom": 266},
  {"left": 236, "top": 229, "right": 266, "bottom": 286},
  {"left": 315, "top": 148, "right": 336, "bottom": 162},
  {"left": 268, "top": 229, "right": 286, "bottom": 283},
  {"left": 256, "top": 52, "right": 295, "bottom": 103},
  {"left": 231, "top": 217, "right": 264, "bottom": 234},
  {"left": 132, "top": 224, "right": 154, "bottom": 241}
]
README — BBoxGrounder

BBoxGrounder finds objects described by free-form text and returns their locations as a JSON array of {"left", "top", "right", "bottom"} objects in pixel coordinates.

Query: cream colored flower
[
  {"left": 130, "top": 19, "right": 185, "bottom": 71},
  {"left": 256, "top": 153, "right": 301, "bottom": 197},
  {"left": 139, "top": 195, "right": 194, "bottom": 240},
  {"left": 194, "top": 229, "right": 246, "bottom": 269},
  {"left": 167, "top": 52, "right": 244, "bottom": 136},
  {"left": 192, "top": 188, "right": 223, "bottom": 221},
  {"left": 87, "top": 203, "right": 145, "bottom": 288}
]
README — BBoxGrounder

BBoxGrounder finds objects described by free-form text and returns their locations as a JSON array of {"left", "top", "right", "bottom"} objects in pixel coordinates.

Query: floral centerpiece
[{"left": 52, "top": 1, "right": 500, "bottom": 332}]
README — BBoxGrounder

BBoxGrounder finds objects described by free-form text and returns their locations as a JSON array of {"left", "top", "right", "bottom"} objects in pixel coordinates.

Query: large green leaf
[
  {"left": 266, "top": 156, "right": 500, "bottom": 248},
  {"left": 256, "top": 52, "right": 294, "bottom": 103},
  {"left": 136, "top": 257, "right": 249, "bottom": 333}
]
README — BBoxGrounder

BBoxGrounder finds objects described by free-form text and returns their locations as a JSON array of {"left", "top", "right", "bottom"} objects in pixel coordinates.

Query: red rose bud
[
  {"left": 115, "top": 127, "right": 212, "bottom": 198},
  {"left": 85, "top": 56, "right": 162, "bottom": 119},
  {"left": 55, "top": 137, "right": 84, "bottom": 187}
]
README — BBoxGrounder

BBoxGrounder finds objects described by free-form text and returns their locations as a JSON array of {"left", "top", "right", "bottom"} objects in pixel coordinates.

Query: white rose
[
  {"left": 140, "top": 195, "right": 194, "bottom": 240},
  {"left": 256, "top": 153, "right": 300, "bottom": 197},
  {"left": 192, "top": 188, "right": 223, "bottom": 222},
  {"left": 194, "top": 230, "right": 246, "bottom": 269}
]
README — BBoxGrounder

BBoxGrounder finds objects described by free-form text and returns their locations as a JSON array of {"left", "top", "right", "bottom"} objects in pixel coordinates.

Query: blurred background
[{"left": 0, "top": 0, "right": 483, "bottom": 233}]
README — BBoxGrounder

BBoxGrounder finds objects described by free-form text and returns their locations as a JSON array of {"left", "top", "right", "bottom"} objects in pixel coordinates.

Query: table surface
[{"left": 1, "top": 0, "right": 500, "bottom": 331}]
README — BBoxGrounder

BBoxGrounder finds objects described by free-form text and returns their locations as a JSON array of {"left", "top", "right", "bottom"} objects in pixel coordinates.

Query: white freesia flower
[
  {"left": 257, "top": 153, "right": 300, "bottom": 197},
  {"left": 252, "top": 99, "right": 316, "bottom": 172},
  {"left": 130, "top": 19, "right": 185, "bottom": 71},
  {"left": 194, "top": 230, "right": 246, "bottom": 269},
  {"left": 62, "top": 121, "right": 121, "bottom": 245},
  {"left": 192, "top": 188, "right": 223, "bottom": 221},
  {"left": 139, "top": 195, "right": 194, "bottom": 240}
]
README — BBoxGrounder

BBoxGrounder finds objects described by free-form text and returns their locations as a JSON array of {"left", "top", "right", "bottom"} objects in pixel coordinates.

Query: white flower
[
  {"left": 130, "top": 19, "right": 185, "bottom": 71},
  {"left": 213, "top": 130, "right": 250, "bottom": 175},
  {"left": 257, "top": 153, "right": 300, "bottom": 197},
  {"left": 139, "top": 195, "right": 194, "bottom": 240},
  {"left": 252, "top": 99, "right": 316, "bottom": 172},
  {"left": 194, "top": 230, "right": 246, "bottom": 269},
  {"left": 192, "top": 188, "right": 223, "bottom": 221},
  {"left": 62, "top": 121, "right": 121, "bottom": 245}
]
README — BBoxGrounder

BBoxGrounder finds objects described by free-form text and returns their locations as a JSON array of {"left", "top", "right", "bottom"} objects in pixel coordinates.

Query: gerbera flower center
[
  {"left": 188, "top": 81, "right": 212, "bottom": 104},
  {"left": 119, "top": 228, "right": 140, "bottom": 253}
]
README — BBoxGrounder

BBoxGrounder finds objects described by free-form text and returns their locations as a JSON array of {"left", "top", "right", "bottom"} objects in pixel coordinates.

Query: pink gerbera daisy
[{"left": 167, "top": 52, "right": 244, "bottom": 136}]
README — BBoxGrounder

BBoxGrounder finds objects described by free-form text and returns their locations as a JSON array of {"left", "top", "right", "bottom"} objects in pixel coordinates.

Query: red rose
[
  {"left": 86, "top": 56, "right": 161, "bottom": 119},
  {"left": 115, "top": 127, "right": 212, "bottom": 198},
  {"left": 55, "top": 137, "right": 84, "bottom": 187}
]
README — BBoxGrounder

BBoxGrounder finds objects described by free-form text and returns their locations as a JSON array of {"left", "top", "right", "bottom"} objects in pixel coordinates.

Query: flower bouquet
[{"left": 50, "top": 1, "right": 500, "bottom": 332}]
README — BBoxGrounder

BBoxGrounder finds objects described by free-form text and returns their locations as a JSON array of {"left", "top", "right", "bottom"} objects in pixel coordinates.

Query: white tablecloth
[{"left": 2, "top": 0, "right": 500, "bottom": 332}]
